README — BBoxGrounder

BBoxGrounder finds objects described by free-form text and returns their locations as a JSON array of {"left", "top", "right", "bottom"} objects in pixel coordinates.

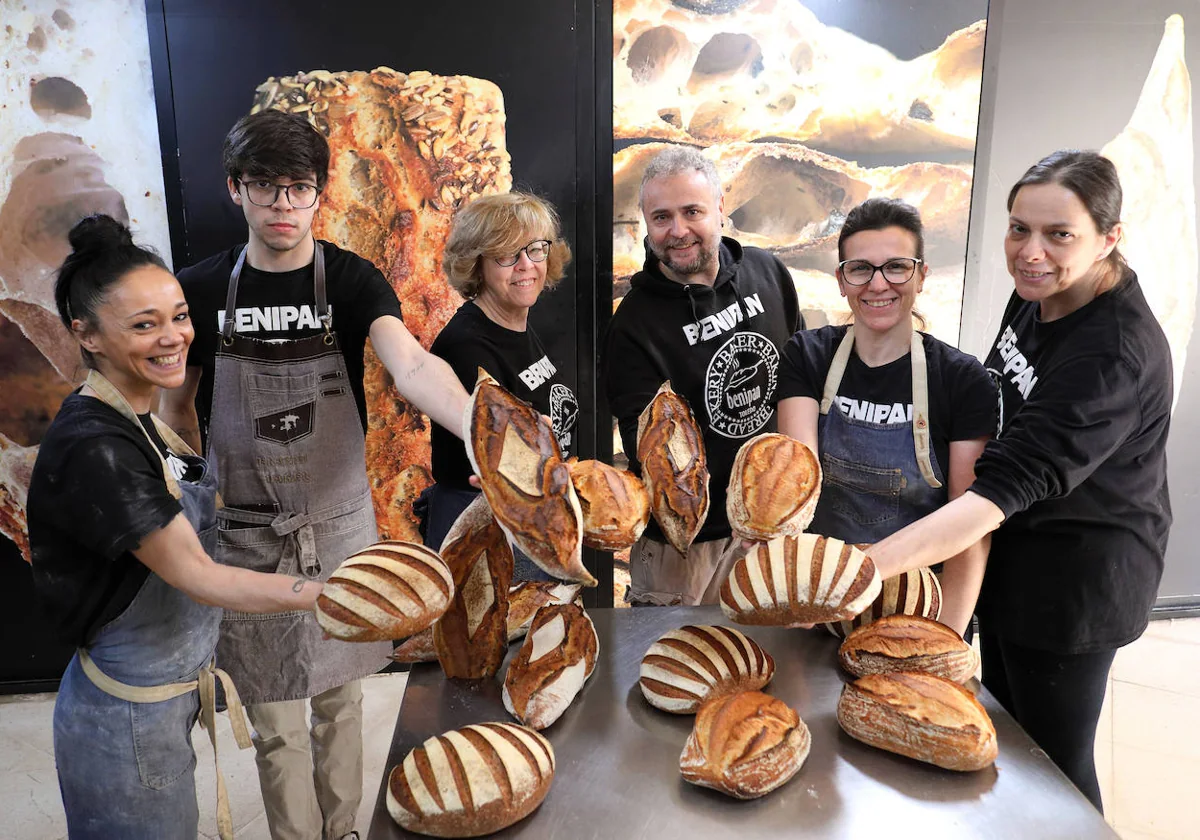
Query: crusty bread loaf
[
  {"left": 720, "top": 534, "right": 881, "bottom": 627},
  {"left": 507, "top": 581, "right": 585, "bottom": 642},
  {"left": 679, "top": 690, "right": 810, "bottom": 799},
  {"left": 316, "top": 541, "right": 454, "bottom": 642},
  {"left": 433, "top": 496, "right": 513, "bottom": 679},
  {"left": 390, "top": 629, "right": 436, "bottom": 664},
  {"left": 464, "top": 370, "right": 594, "bottom": 586},
  {"left": 726, "top": 433, "right": 821, "bottom": 540},
  {"left": 838, "top": 614, "right": 979, "bottom": 683},
  {"left": 823, "top": 565, "right": 943, "bottom": 638},
  {"left": 636, "top": 381, "right": 710, "bottom": 554},
  {"left": 503, "top": 603, "right": 599, "bottom": 730},
  {"left": 567, "top": 458, "right": 651, "bottom": 551},
  {"left": 386, "top": 722, "right": 554, "bottom": 837},
  {"left": 639, "top": 625, "right": 775, "bottom": 714},
  {"left": 837, "top": 672, "right": 997, "bottom": 772}
]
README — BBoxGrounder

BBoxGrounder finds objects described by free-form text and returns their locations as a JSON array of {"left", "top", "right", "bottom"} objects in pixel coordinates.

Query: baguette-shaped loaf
[
  {"left": 680, "top": 690, "right": 810, "bottom": 799},
  {"left": 639, "top": 625, "right": 775, "bottom": 714},
  {"left": 837, "top": 672, "right": 998, "bottom": 771},
  {"left": 823, "top": 565, "right": 943, "bottom": 638},
  {"left": 720, "top": 534, "right": 881, "bottom": 627},
  {"left": 433, "top": 496, "right": 513, "bottom": 679},
  {"left": 464, "top": 370, "right": 594, "bottom": 586},
  {"left": 636, "top": 381, "right": 709, "bottom": 554},
  {"left": 502, "top": 603, "right": 599, "bottom": 730},
  {"left": 726, "top": 434, "right": 821, "bottom": 540},
  {"left": 390, "top": 581, "right": 583, "bottom": 664},
  {"left": 386, "top": 722, "right": 554, "bottom": 837},
  {"left": 838, "top": 614, "right": 979, "bottom": 683},
  {"left": 567, "top": 458, "right": 651, "bottom": 550},
  {"left": 316, "top": 541, "right": 454, "bottom": 642}
]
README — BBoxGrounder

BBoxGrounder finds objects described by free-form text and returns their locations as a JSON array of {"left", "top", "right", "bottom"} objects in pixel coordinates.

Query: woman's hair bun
[{"left": 67, "top": 214, "right": 135, "bottom": 254}]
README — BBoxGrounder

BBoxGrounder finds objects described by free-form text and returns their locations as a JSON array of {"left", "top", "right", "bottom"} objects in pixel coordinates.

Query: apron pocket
[
  {"left": 245, "top": 371, "right": 318, "bottom": 415},
  {"left": 822, "top": 454, "right": 902, "bottom": 527},
  {"left": 132, "top": 691, "right": 200, "bottom": 790}
]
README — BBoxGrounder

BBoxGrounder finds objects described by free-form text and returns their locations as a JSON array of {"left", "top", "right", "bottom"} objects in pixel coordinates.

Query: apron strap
[
  {"left": 220, "top": 246, "right": 248, "bottom": 345},
  {"left": 910, "top": 332, "right": 943, "bottom": 489},
  {"left": 313, "top": 242, "right": 334, "bottom": 345},
  {"left": 78, "top": 650, "right": 253, "bottom": 840},
  {"left": 819, "top": 326, "right": 856, "bottom": 415}
]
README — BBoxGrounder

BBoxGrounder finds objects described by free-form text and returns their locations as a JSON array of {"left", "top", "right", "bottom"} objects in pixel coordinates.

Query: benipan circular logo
[{"left": 705, "top": 331, "right": 778, "bottom": 439}]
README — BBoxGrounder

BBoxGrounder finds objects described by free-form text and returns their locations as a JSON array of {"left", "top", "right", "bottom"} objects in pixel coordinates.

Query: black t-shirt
[
  {"left": 431, "top": 300, "right": 577, "bottom": 488},
  {"left": 778, "top": 325, "right": 997, "bottom": 474},
  {"left": 28, "top": 394, "right": 186, "bottom": 646},
  {"left": 177, "top": 240, "right": 403, "bottom": 444}
]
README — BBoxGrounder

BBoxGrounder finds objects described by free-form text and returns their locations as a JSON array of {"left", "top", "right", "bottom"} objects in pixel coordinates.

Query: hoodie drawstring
[{"left": 685, "top": 284, "right": 703, "bottom": 328}]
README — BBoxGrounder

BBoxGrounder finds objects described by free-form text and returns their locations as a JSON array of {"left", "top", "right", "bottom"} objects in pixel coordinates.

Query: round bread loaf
[
  {"left": 639, "top": 625, "right": 775, "bottom": 714},
  {"left": 837, "top": 672, "right": 998, "bottom": 771},
  {"left": 680, "top": 690, "right": 810, "bottom": 799},
  {"left": 823, "top": 565, "right": 943, "bottom": 638},
  {"left": 726, "top": 433, "right": 821, "bottom": 540},
  {"left": 838, "top": 614, "right": 979, "bottom": 683},
  {"left": 568, "top": 458, "right": 651, "bottom": 550},
  {"left": 316, "top": 541, "right": 454, "bottom": 642},
  {"left": 386, "top": 722, "right": 555, "bottom": 837},
  {"left": 719, "top": 534, "right": 881, "bottom": 626}
]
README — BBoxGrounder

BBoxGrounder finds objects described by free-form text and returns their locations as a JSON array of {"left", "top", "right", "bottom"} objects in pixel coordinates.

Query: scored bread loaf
[
  {"left": 838, "top": 614, "right": 979, "bottom": 683},
  {"left": 823, "top": 565, "right": 943, "bottom": 638},
  {"left": 464, "top": 370, "right": 594, "bottom": 586},
  {"left": 390, "top": 580, "right": 583, "bottom": 664},
  {"left": 503, "top": 603, "right": 599, "bottom": 730},
  {"left": 386, "top": 722, "right": 554, "bottom": 837},
  {"left": 433, "top": 495, "right": 513, "bottom": 679},
  {"left": 726, "top": 433, "right": 821, "bottom": 540},
  {"left": 316, "top": 541, "right": 454, "bottom": 642},
  {"left": 639, "top": 625, "right": 775, "bottom": 714},
  {"left": 837, "top": 672, "right": 998, "bottom": 772},
  {"left": 637, "top": 381, "right": 710, "bottom": 554},
  {"left": 679, "top": 690, "right": 811, "bottom": 799},
  {"left": 720, "top": 534, "right": 881, "bottom": 627},
  {"left": 567, "top": 458, "right": 651, "bottom": 551}
]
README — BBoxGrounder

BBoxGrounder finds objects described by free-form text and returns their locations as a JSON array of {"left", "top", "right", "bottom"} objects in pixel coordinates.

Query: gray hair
[{"left": 638, "top": 146, "right": 722, "bottom": 208}]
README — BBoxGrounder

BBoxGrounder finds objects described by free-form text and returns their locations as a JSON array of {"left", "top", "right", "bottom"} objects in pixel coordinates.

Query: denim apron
[
  {"left": 808, "top": 328, "right": 946, "bottom": 544},
  {"left": 208, "top": 242, "right": 389, "bottom": 705},
  {"left": 53, "top": 370, "right": 252, "bottom": 840}
]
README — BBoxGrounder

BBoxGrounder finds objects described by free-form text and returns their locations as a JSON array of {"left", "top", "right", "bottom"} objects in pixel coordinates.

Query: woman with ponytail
[{"left": 28, "top": 215, "right": 325, "bottom": 839}]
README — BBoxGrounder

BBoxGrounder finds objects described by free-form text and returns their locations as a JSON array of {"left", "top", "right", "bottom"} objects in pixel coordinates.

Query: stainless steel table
[{"left": 369, "top": 606, "right": 1117, "bottom": 839}]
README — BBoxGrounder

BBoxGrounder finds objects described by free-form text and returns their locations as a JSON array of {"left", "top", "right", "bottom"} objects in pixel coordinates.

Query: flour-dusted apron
[
  {"left": 809, "top": 328, "right": 947, "bottom": 544},
  {"left": 54, "top": 371, "right": 251, "bottom": 840},
  {"left": 209, "top": 242, "right": 389, "bottom": 705}
]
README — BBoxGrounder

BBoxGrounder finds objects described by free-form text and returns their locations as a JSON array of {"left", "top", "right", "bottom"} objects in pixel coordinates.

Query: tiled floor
[{"left": 2, "top": 619, "right": 1198, "bottom": 839}]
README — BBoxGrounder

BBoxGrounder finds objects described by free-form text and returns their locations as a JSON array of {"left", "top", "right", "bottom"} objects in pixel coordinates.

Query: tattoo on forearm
[
  {"left": 403, "top": 359, "right": 426, "bottom": 381},
  {"left": 292, "top": 578, "right": 306, "bottom": 593}
]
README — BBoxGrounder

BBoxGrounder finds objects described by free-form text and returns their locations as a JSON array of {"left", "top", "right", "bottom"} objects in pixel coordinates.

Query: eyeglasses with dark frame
[
  {"left": 238, "top": 178, "right": 321, "bottom": 209},
  {"left": 838, "top": 257, "right": 923, "bottom": 286},
  {"left": 493, "top": 239, "right": 553, "bottom": 267}
]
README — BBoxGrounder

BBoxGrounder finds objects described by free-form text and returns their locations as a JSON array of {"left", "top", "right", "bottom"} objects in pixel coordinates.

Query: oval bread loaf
[
  {"left": 726, "top": 433, "right": 821, "bottom": 540},
  {"left": 636, "top": 381, "right": 709, "bottom": 555},
  {"left": 838, "top": 614, "right": 979, "bottom": 683},
  {"left": 837, "top": 672, "right": 998, "bottom": 771},
  {"left": 386, "top": 722, "right": 555, "bottom": 837},
  {"left": 316, "top": 541, "right": 454, "bottom": 642},
  {"left": 639, "top": 625, "right": 775, "bottom": 714},
  {"left": 464, "top": 369, "right": 594, "bottom": 586},
  {"left": 823, "top": 565, "right": 943, "bottom": 638},
  {"left": 567, "top": 458, "right": 651, "bottom": 551},
  {"left": 680, "top": 690, "right": 811, "bottom": 799},
  {"left": 503, "top": 603, "right": 599, "bottom": 730},
  {"left": 720, "top": 534, "right": 881, "bottom": 627}
]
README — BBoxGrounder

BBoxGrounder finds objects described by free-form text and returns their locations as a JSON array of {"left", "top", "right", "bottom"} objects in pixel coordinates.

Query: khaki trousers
[
  {"left": 245, "top": 679, "right": 364, "bottom": 840},
  {"left": 627, "top": 534, "right": 741, "bottom": 606}
]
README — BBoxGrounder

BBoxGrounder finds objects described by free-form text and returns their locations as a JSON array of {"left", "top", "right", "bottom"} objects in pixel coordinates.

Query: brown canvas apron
[{"left": 209, "top": 242, "right": 389, "bottom": 705}]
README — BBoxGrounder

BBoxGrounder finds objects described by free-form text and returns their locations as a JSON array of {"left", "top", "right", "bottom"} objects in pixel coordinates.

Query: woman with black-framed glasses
[
  {"left": 414, "top": 192, "right": 577, "bottom": 579},
  {"left": 774, "top": 197, "right": 997, "bottom": 637}
]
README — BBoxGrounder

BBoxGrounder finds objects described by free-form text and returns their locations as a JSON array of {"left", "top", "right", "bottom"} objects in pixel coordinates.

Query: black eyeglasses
[
  {"left": 494, "top": 240, "right": 552, "bottom": 267},
  {"left": 238, "top": 179, "right": 321, "bottom": 209},
  {"left": 838, "top": 257, "right": 922, "bottom": 286}
]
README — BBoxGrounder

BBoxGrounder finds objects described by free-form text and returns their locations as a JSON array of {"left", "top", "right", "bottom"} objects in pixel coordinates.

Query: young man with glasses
[
  {"left": 602, "top": 146, "right": 802, "bottom": 606},
  {"left": 160, "top": 109, "right": 470, "bottom": 840}
]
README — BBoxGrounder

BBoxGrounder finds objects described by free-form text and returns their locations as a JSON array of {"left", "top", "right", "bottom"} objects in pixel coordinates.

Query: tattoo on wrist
[
  {"left": 403, "top": 359, "right": 426, "bottom": 380},
  {"left": 292, "top": 579, "right": 306, "bottom": 593}
]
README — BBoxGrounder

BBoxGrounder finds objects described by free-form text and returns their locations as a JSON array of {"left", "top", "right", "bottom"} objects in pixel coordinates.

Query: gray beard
[{"left": 653, "top": 240, "right": 718, "bottom": 278}]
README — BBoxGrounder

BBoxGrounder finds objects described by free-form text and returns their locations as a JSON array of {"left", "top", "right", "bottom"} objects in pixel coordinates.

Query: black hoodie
[{"left": 603, "top": 237, "right": 802, "bottom": 543}]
